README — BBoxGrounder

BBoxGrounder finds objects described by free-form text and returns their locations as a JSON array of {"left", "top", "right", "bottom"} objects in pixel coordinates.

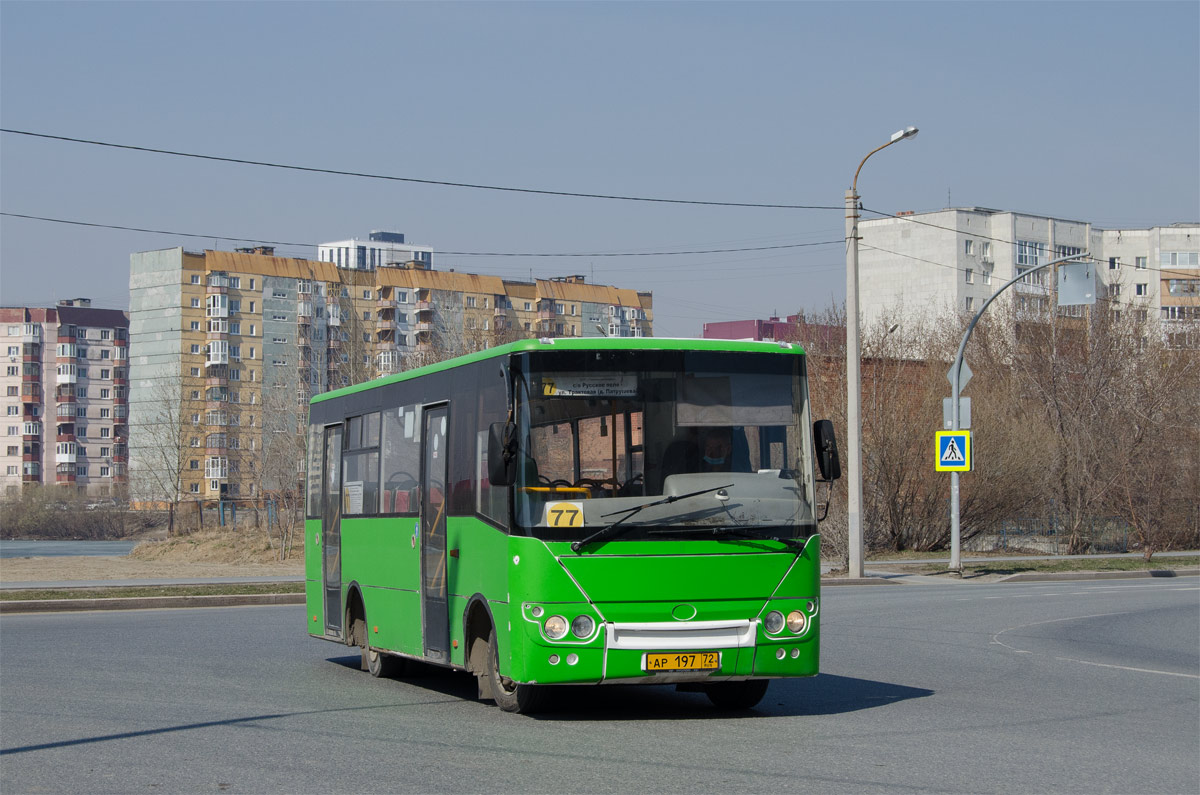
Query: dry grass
[{"left": 128, "top": 528, "right": 304, "bottom": 565}]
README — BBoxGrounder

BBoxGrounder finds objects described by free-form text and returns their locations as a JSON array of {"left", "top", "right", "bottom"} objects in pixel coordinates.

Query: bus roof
[{"left": 311, "top": 336, "right": 807, "bottom": 404}]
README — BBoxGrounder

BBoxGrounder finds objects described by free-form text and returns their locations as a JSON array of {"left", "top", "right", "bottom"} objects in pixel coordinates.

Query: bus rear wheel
[
  {"left": 485, "top": 628, "right": 546, "bottom": 714},
  {"left": 366, "top": 646, "right": 404, "bottom": 678},
  {"left": 705, "top": 679, "right": 769, "bottom": 710}
]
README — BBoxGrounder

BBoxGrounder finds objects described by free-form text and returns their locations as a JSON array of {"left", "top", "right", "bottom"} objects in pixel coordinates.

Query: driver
[{"left": 700, "top": 428, "right": 732, "bottom": 472}]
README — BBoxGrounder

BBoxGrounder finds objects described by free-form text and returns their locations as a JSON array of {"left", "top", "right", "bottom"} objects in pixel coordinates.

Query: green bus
[{"left": 305, "top": 337, "right": 841, "bottom": 712}]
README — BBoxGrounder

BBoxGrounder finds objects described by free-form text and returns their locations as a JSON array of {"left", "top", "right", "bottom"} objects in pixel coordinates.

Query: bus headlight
[
  {"left": 544, "top": 615, "right": 569, "bottom": 640},
  {"left": 571, "top": 615, "right": 594, "bottom": 638},
  {"left": 786, "top": 610, "right": 807, "bottom": 633},
  {"left": 764, "top": 610, "right": 784, "bottom": 634}
]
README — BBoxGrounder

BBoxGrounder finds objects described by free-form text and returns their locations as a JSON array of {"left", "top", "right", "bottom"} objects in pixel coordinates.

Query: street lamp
[{"left": 845, "top": 125, "right": 918, "bottom": 579}]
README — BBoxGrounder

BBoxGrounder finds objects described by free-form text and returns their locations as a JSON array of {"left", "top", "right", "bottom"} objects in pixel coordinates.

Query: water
[{"left": 0, "top": 540, "right": 138, "bottom": 559}]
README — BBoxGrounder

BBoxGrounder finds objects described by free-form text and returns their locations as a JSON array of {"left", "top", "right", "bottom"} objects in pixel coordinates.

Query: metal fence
[{"left": 966, "top": 516, "right": 1131, "bottom": 554}]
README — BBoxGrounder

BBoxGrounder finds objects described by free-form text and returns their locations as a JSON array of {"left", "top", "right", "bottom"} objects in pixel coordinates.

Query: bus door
[
  {"left": 420, "top": 404, "right": 450, "bottom": 662},
  {"left": 321, "top": 424, "right": 344, "bottom": 635}
]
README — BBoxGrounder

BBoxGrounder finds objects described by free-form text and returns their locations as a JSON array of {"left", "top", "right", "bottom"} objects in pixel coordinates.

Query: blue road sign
[{"left": 935, "top": 430, "right": 971, "bottom": 472}]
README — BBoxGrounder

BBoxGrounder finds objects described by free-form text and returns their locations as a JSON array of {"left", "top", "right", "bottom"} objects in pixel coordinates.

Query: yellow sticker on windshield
[{"left": 545, "top": 501, "right": 585, "bottom": 528}]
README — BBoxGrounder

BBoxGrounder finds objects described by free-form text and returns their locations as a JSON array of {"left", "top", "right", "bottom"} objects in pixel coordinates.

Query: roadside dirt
[{"left": 0, "top": 529, "right": 304, "bottom": 583}]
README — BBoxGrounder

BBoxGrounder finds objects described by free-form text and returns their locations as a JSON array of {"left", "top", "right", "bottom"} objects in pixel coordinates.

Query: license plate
[{"left": 644, "top": 651, "right": 720, "bottom": 671}]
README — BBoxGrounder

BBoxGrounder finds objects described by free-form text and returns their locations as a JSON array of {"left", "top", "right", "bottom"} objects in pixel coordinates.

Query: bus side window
[
  {"left": 382, "top": 406, "right": 421, "bottom": 515},
  {"left": 342, "top": 411, "right": 381, "bottom": 516}
]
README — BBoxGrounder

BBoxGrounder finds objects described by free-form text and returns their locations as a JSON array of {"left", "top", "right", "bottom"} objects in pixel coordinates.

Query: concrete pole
[{"left": 845, "top": 188, "right": 864, "bottom": 578}]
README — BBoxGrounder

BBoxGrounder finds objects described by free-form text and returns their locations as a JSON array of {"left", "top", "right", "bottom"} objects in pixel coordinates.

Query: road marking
[
  {"left": 992, "top": 612, "right": 1199, "bottom": 679},
  {"left": 1051, "top": 657, "right": 1200, "bottom": 680}
]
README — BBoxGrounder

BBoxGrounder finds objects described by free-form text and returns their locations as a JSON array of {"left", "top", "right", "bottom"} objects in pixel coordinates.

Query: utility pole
[
  {"left": 947, "top": 252, "right": 1092, "bottom": 573},
  {"left": 845, "top": 126, "right": 919, "bottom": 578}
]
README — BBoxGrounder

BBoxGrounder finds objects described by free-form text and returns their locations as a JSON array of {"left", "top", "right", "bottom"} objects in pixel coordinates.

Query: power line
[
  {"left": 0, "top": 128, "right": 842, "bottom": 211},
  {"left": 0, "top": 212, "right": 841, "bottom": 258}
]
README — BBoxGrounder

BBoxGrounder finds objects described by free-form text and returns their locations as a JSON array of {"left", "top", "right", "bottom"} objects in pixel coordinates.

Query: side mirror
[
  {"left": 813, "top": 420, "right": 842, "bottom": 482},
  {"left": 487, "top": 422, "right": 517, "bottom": 486}
]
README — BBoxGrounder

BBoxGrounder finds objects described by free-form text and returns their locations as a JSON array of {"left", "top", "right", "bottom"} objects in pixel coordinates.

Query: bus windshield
[{"left": 512, "top": 349, "right": 816, "bottom": 543}]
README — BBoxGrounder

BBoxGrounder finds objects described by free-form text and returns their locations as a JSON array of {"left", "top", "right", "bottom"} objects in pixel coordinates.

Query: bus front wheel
[
  {"left": 486, "top": 628, "right": 546, "bottom": 714},
  {"left": 705, "top": 679, "right": 769, "bottom": 710}
]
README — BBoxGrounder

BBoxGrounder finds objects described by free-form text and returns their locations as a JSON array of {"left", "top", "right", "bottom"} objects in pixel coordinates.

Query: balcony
[
  {"left": 416, "top": 300, "right": 434, "bottom": 313},
  {"left": 538, "top": 309, "right": 556, "bottom": 320},
  {"left": 56, "top": 365, "right": 77, "bottom": 385},
  {"left": 56, "top": 405, "right": 77, "bottom": 420},
  {"left": 415, "top": 321, "right": 434, "bottom": 332},
  {"left": 22, "top": 325, "right": 42, "bottom": 342}
]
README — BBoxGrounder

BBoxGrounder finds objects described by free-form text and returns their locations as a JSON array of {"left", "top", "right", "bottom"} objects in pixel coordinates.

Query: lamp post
[{"left": 845, "top": 126, "right": 918, "bottom": 578}]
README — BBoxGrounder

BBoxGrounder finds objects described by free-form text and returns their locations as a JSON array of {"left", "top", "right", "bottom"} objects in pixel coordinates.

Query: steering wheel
[{"left": 386, "top": 471, "right": 417, "bottom": 487}]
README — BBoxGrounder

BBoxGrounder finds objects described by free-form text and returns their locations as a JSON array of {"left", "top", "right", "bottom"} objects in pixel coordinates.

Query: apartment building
[
  {"left": 128, "top": 246, "right": 652, "bottom": 503},
  {"left": 0, "top": 300, "right": 129, "bottom": 498},
  {"left": 857, "top": 208, "right": 1199, "bottom": 345}
]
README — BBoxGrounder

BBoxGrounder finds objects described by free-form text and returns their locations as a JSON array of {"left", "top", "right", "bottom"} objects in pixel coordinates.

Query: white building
[
  {"left": 316, "top": 231, "right": 434, "bottom": 271},
  {"left": 857, "top": 208, "right": 1199, "bottom": 341}
]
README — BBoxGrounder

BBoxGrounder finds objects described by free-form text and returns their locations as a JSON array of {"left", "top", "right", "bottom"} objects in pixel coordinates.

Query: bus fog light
[
  {"left": 544, "top": 615, "right": 569, "bottom": 640},
  {"left": 764, "top": 611, "right": 784, "bottom": 634},
  {"left": 567, "top": 653, "right": 579, "bottom": 666},
  {"left": 549, "top": 654, "right": 560, "bottom": 665},
  {"left": 775, "top": 648, "right": 786, "bottom": 660},
  {"left": 791, "top": 648, "right": 800, "bottom": 659},
  {"left": 531, "top": 605, "right": 544, "bottom": 618},
  {"left": 571, "top": 615, "right": 594, "bottom": 638},
  {"left": 786, "top": 611, "right": 807, "bottom": 633}
]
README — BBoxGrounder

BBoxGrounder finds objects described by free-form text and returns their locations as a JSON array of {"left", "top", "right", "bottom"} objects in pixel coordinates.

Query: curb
[
  {"left": 998, "top": 568, "right": 1199, "bottom": 583},
  {"left": 0, "top": 592, "right": 304, "bottom": 614},
  {"left": 820, "top": 577, "right": 897, "bottom": 586}
]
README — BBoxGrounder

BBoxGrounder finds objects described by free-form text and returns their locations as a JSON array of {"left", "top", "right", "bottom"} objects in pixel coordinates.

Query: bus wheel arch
[
  {"left": 464, "top": 595, "right": 495, "bottom": 696},
  {"left": 344, "top": 583, "right": 366, "bottom": 651}
]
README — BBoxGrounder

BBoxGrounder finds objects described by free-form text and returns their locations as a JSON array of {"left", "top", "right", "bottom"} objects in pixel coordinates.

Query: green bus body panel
[
  {"left": 311, "top": 337, "right": 806, "bottom": 405},
  {"left": 557, "top": 549, "right": 796, "bottom": 609}
]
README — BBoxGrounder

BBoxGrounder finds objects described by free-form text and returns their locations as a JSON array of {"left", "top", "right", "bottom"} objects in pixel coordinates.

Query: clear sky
[{"left": 2, "top": 1, "right": 1197, "bottom": 336}]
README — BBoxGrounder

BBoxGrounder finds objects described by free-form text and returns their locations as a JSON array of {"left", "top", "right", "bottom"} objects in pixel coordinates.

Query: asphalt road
[{"left": 1, "top": 579, "right": 1196, "bottom": 794}]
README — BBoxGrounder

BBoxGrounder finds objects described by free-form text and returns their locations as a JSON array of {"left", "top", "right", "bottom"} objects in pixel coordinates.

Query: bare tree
[{"left": 129, "top": 377, "right": 195, "bottom": 533}]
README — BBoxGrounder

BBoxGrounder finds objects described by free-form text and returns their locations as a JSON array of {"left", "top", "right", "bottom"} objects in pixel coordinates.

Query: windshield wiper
[
  {"left": 650, "top": 525, "right": 808, "bottom": 551},
  {"left": 569, "top": 484, "right": 734, "bottom": 553}
]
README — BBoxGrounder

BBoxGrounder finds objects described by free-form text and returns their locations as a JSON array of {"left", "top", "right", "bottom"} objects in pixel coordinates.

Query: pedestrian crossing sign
[{"left": 935, "top": 430, "right": 972, "bottom": 472}]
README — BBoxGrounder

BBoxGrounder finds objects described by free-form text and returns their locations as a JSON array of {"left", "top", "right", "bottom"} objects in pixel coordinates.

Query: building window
[
  {"left": 191, "top": 298, "right": 201, "bottom": 308},
  {"left": 466, "top": 296, "right": 476, "bottom": 308},
  {"left": 230, "top": 277, "right": 241, "bottom": 289},
  {"left": 1108, "top": 257, "right": 1120, "bottom": 270},
  {"left": 77, "top": 465, "right": 88, "bottom": 477},
  {"left": 1135, "top": 283, "right": 1147, "bottom": 296},
  {"left": 1107, "top": 284, "right": 1121, "bottom": 297},
  {"left": 964, "top": 240, "right": 974, "bottom": 255},
  {"left": 100, "top": 369, "right": 110, "bottom": 380},
  {"left": 100, "top": 428, "right": 110, "bottom": 438},
  {"left": 965, "top": 269, "right": 973, "bottom": 283},
  {"left": 1016, "top": 241, "right": 1047, "bottom": 268},
  {"left": 1135, "top": 256, "right": 1147, "bottom": 270},
  {"left": 191, "top": 274, "right": 201, "bottom": 284},
  {"left": 965, "top": 297, "right": 974, "bottom": 311}
]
